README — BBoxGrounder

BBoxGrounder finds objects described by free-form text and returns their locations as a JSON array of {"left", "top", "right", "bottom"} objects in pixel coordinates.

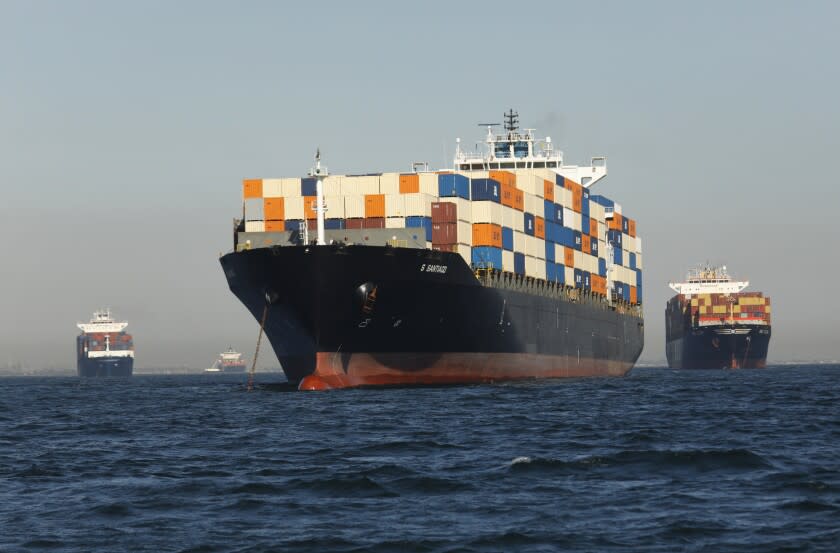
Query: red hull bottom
[{"left": 297, "top": 352, "right": 634, "bottom": 390}]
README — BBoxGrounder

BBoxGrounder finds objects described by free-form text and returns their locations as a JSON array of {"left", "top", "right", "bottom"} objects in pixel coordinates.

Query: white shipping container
[
  {"left": 454, "top": 244, "right": 471, "bottom": 267},
  {"left": 503, "top": 206, "right": 524, "bottom": 232},
  {"left": 471, "top": 201, "right": 503, "bottom": 224},
  {"left": 513, "top": 230, "right": 526, "bottom": 253},
  {"left": 524, "top": 193, "right": 538, "bottom": 215},
  {"left": 635, "top": 236, "right": 643, "bottom": 254},
  {"left": 589, "top": 202, "right": 605, "bottom": 222},
  {"left": 418, "top": 172, "right": 440, "bottom": 196},
  {"left": 565, "top": 266, "right": 575, "bottom": 285},
  {"left": 502, "top": 250, "right": 515, "bottom": 272},
  {"left": 457, "top": 221, "right": 473, "bottom": 245},
  {"left": 557, "top": 187, "right": 572, "bottom": 208},
  {"left": 598, "top": 222, "right": 606, "bottom": 242},
  {"left": 526, "top": 235, "right": 544, "bottom": 259},
  {"left": 379, "top": 173, "right": 399, "bottom": 195},
  {"left": 386, "top": 217, "right": 405, "bottom": 229},
  {"left": 244, "top": 220, "right": 265, "bottom": 233},
  {"left": 624, "top": 235, "right": 636, "bottom": 253},
  {"left": 244, "top": 198, "right": 263, "bottom": 221},
  {"left": 261, "top": 178, "right": 283, "bottom": 198},
  {"left": 283, "top": 197, "right": 304, "bottom": 220},
  {"left": 280, "top": 178, "right": 302, "bottom": 198},
  {"left": 533, "top": 259, "right": 547, "bottom": 280},
  {"left": 385, "top": 194, "right": 405, "bottom": 217},
  {"left": 344, "top": 195, "right": 365, "bottom": 218},
  {"left": 573, "top": 249, "right": 585, "bottom": 269},
  {"left": 525, "top": 255, "right": 538, "bottom": 277},
  {"left": 573, "top": 212, "right": 582, "bottom": 231},
  {"left": 517, "top": 173, "right": 539, "bottom": 196},
  {"left": 613, "top": 202, "right": 622, "bottom": 215},
  {"left": 554, "top": 243, "right": 564, "bottom": 263},
  {"left": 323, "top": 176, "right": 343, "bottom": 196},
  {"left": 324, "top": 196, "right": 345, "bottom": 219},
  {"left": 636, "top": 253, "right": 643, "bottom": 270},
  {"left": 562, "top": 207, "right": 575, "bottom": 229},
  {"left": 403, "top": 193, "right": 434, "bottom": 217}
]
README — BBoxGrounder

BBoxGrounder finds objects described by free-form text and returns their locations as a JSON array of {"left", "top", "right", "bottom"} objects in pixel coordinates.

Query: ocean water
[{"left": 1, "top": 366, "right": 839, "bottom": 552}]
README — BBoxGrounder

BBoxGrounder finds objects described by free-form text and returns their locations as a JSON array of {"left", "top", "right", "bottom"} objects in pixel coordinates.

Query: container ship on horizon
[
  {"left": 205, "top": 347, "right": 248, "bottom": 373},
  {"left": 220, "top": 110, "right": 644, "bottom": 390},
  {"left": 76, "top": 309, "right": 134, "bottom": 377},
  {"left": 666, "top": 265, "right": 771, "bottom": 369}
]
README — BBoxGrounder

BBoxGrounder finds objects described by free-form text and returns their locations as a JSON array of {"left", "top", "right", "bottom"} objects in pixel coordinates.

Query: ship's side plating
[{"left": 221, "top": 245, "right": 643, "bottom": 389}]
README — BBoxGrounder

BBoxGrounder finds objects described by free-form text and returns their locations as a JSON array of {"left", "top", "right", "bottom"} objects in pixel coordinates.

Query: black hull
[
  {"left": 77, "top": 357, "right": 134, "bottom": 377},
  {"left": 666, "top": 326, "right": 770, "bottom": 369},
  {"left": 220, "top": 245, "right": 643, "bottom": 389}
]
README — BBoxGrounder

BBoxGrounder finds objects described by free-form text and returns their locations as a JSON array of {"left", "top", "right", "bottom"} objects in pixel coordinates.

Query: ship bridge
[
  {"left": 77, "top": 308, "right": 128, "bottom": 334},
  {"left": 454, "top": 109, "right": 607, "bottom": 188},
  {"left": 669, "top": 265, "right": 749, "bottom": 296}
]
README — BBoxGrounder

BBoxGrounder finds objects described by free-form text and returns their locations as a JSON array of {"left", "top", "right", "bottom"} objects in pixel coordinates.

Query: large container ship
[
  {"left": 76, "top": 309, "right": 134, "bottom": 377},
  {"left": 666, "top": 265, "right": 771, "bottom": 369},
  {"left": 220, "top": 111, "right": 644, "bottom": 390}
]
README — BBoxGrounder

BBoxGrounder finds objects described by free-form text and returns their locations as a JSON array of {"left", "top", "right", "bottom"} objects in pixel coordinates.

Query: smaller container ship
[
  {"left": 205, "top": 347, "right": 248, "bottom": 373},
  {"left": 76, "top": 309, "right": 134, "bottom": 377},
  {"left": 666, "top": 265, "right": 771, "bottom": 369}
]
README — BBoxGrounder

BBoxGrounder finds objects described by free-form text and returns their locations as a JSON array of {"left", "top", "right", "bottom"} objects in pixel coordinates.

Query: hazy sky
[{"left": 2, "top": 1, "right": 839, "bottom": 369}]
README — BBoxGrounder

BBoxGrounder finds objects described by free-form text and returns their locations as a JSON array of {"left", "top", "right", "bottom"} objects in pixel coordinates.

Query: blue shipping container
[
  {"left": 598, "top": 258, "right": 607, "bottom": 277},
  {"left": 573, "top": 230, "right": 582, "bottom": 251},
  {"left": 574, "top": 268, "right": 583, "bottom": 288},
  {"left": 607, "top": 229, "right": 622, "bottom": 247},
  {"left": 554, "top": 203, "right": 564, "bottom": 225},
  {"left": 546, "top": 262, "right": 556, "bottom": 282},
  {"left": 636, "top": 268, "right": 643, "bottom": 287},
  {"left": 556, "top": 263, "right": 566, "bottom": 284},
  {"left": 557, "top": 226, "right": 575, "bottom": 248},
  {"left": 556, "top": 175, "right": 565, "bottom": 187},
  {"left": 582, "top": 215, "right": 590, "bottom": 235},
  {"left": 502, "top": 226, "right": 514, "bottom": 251},
  {"left": 524, "top": 213, "right": 535, "bottom": 236},
  {"left": 629, "top": 252, "right": 637, "bottom": 270},
  {"left": 285, "top": 219, "right": 303, "bottom": 231},
  {"left": 514, "top": 252, "right": 525, "bottom": 275},
  {"left": 438, "top": 174, "right": 470, "bottom": 199},
  {"left": 545, "top": 240, "right": 555, "bottom": 262},
  {"left": 471, "top": 178, "right": 501, "bottom": 202},
  {"left": 545, "top": 222, "right": 556, "bottom": 243},
  {"left": 325, "top": 219, "right": 345, "bottom": 230},
  {"left": 582, "top": 188, "right": 590, "bottom": 200},
  {"left": 544, "top": 200, "right": 555, "bottom": 222},
  {"left": 623, "top": 283, "right": 631, "bottom": 302},
  {"left": 590, "top": 195, "right": 614, "bottom": 209},
  {"left": 590, "top": 238, "right": 599, "bottom": 256},
  {"left": 622, "top": 216, "right": 629, "bottom": 233},
  {"left": 613, "top": 247, "right": 623, "bottom": 266},
  {"left": 472, "top": 246, "right": 503, "bottom": 270},
  {"left": 301, "top": 177, "right": 317, "bottom": 197},
  {"left": 406, "top": 216, "right": 432, "bottom": 241},
  {"left": 581, "top": 197, "right": 590, "bottom": 217},
  {"left": 637, "top": 284, "right": 643, "bottom": 303}
]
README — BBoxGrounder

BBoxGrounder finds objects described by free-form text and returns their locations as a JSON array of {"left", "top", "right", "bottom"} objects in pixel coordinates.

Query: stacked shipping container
[{"left": 241, "top": 169, "right": 643, "bottom": 304}]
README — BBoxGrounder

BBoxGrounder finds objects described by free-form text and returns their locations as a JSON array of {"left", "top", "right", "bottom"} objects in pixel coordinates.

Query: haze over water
[{"left": 2, "top": 1, "right": 840, "bottom": 369}]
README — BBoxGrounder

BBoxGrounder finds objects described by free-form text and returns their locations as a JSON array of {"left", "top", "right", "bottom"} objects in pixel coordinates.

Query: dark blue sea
[{"left": 1, "top": 366, "right": 839, "bottom": 552}]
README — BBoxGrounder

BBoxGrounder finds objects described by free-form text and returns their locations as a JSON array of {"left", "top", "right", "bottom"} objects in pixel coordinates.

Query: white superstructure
[
  {"left": 454, "top": 109, "right": 607, "bottom": 188},
  {"left": 669, "top": 265, "right": 749, "bottom": 296},
  {"left": 77, "top": 308, "right": 128, "bottom": 334}
]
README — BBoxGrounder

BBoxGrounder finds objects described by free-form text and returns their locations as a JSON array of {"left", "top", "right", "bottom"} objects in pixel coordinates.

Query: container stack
[
  {"left": 685, "top": 292, "right": 771, "bottom": 326},
  {"left": 240, "top": 168, "right": 643, "bottom": 305}
]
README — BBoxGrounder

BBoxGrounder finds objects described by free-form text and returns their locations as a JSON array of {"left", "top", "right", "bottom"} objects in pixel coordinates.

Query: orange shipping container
[
  {"left": 243, "top": 179, "right": 262, "bottom": 199},
  {"left": 591, "top": 275, "right": 607, "bottom": 296},
  {"left": 630, "top": 286, "right": 638, "bottom": 305},
  {"left": 564, "top": 247, "right": 574, "bottom": 268},
  {"left": 572, "top": 189, "right": 583, "bottom": 213},
  {"left": 501, "top": 180, "right": 516, "bottom": 208},
  {"left": 589, "top": 217, "right": 598, "bottom": 238},
  {"left": 264, "top": 197, "right": 285, "bottom": 221},
  {"left": 535, "top": 216, "right": 545, "bottom": 239},
  {"left": 399, "top": 174, "right": 419, "bottom": 194},
  {"left": 304, "top": 197, "right": 317, "bottom": 220},
  {"left": 627, "top": 219, "right": 637, "bottom": 237},
  {"left": 543, "top": 179, "right": 554, "bottom": 202},
  {"left": 565, "top": 179, "right": 580, "bottom": 193},
  {"left": 609, "top": 213, "right": 623, "bottom": 231},
  {"left": 581, "top": 234, "right": 590, "bottom": 253},
  {"left": 265, "top": 220, "right": 285, "bottom": 232},
  {"left": 365, "top": 194, "right": 385, "bottom": 218},
  {"left": 472, "top": 223, "right": 502, "bottom": 247},
  {"left": 489, "top": 170, "right": 515, "bottom": 187},
  {"left": 513, "top": 189, "right": 524, "bottom": 211}
]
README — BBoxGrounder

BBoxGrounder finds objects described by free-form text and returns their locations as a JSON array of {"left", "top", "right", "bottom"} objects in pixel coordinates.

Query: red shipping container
[
  {"left": 363, "top": 217, "right": 385, "bottom": 229},
  {"left": 345, "top": 218, "right": 364, "bottom": 229},
  {"left": 433, "top": 244, "right": 457, "bottom": 252},
  {"left": 432, "top": 222, "right": 458, "bottom": 245},
  {"left": 431, "top": 201, "right": 457, "bottom": 223}
]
